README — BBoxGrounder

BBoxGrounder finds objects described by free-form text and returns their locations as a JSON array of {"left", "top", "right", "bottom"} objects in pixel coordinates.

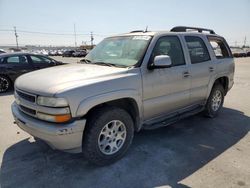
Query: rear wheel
[
  {"left": 82, "top": 106, "right": 134, "bottom": 165},
  {"left": 0, "top": 75, "right": 11, "bottom": 93},
  {"left": 204, "top": 84, "right": 225, "bottom": 117}
]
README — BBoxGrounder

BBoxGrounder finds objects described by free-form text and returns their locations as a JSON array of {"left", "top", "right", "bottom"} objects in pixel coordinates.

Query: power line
[
  {"left": 0, "top": 29, "right": 109, "bottom": 37},
  {"left": 0, "top": 29, "right": 90, "bottom": 36}
]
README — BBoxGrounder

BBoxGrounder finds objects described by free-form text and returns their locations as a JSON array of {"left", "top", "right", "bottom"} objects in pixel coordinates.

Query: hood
[{"left": 15, "top": 63, "right": 128, "bottom": 96}]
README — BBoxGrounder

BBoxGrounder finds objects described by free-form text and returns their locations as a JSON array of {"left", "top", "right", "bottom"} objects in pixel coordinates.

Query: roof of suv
[{"left": 111, "top": 26, "right": 221, "bottom": 38}]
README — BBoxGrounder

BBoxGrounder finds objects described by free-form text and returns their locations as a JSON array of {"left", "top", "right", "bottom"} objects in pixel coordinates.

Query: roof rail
[
  {"left": 130, "top": 30, "right": 144, "bottom": 33},
  {"left": 170, "top": 26, "right": 215, "bottom": 34}
]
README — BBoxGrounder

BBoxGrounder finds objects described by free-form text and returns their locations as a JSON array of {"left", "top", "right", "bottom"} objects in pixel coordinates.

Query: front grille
[
  {"left": 16, "top": 90, "right": 36, "bottom": 103},
  {"left": 20, "top": 105, "right": 36, "bottom": 115}
]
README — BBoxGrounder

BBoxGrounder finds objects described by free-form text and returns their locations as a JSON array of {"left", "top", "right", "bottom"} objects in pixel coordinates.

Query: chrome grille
[{"left": 16, "top": 90, "right": 36, "bottom": 103}]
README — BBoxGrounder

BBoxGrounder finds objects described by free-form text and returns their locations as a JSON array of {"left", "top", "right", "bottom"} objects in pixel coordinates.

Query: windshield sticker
[{"left": 132, "top": 36, "right": 151, "bottom": 40}]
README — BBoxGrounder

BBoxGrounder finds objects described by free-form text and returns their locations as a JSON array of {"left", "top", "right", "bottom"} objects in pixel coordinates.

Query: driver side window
[{"left": 151, "top": 36, "right": 186, "bottom": 66}]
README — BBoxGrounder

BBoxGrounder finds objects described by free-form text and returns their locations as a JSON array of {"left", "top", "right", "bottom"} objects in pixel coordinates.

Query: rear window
[
  {"left": 208, "top": 37, "right": 231, "bottom": 58},
  {"left": 185, "top": 36, "right": 210, "bottom": 64}
]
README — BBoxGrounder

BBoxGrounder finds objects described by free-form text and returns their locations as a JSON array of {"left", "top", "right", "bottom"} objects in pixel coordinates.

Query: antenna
[{"left": 14, "top": 26, "right": 19, "bottom": 49}]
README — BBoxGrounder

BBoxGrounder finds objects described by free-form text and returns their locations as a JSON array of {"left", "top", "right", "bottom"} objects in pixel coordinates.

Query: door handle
[
  {"left": 183, "top": 71, "right": 190, "bottom": 78},
  {"left": 209, "top": 67, "right": 214, "bottom": 72}
]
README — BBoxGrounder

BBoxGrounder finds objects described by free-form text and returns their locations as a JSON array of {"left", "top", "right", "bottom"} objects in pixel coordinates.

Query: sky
[{"left": 0, "top": 0, "right": 249, "bottom": 47}]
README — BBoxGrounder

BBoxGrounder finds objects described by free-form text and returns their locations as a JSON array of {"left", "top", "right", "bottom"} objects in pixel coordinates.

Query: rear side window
[
  {"left": 208, "top": 37, "right": 230, "bottom": 58},
  {"left": 6, "top": 55, "right": 28, "bottom": 64},
  {"left": 185, "top": 36, "right": 210, "bottom": 64}
]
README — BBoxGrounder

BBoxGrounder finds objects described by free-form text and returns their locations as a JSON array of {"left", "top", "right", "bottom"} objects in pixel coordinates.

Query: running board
[{"left": 142, "top": 105, "right": 204, "bottom": 130}]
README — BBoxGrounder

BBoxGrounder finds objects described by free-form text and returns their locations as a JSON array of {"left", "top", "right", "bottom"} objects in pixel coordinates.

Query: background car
[
  {"left": 0, "top": 52, "right": 65, "bottom": 93},
  {"left": 247, "top": 51, "right": 250, "bottom": 57},
  {"left": 62, "top": 50, "right": 75, "bottom": 57},
  {"left": 72, "top": 50, "right": 88, "bottom": 57},
  {"left": 231, "top": 47, "right": 247, "bottom": 57},
  {"left": 0, "top": 49, "right": 6, "bottom": 54}
]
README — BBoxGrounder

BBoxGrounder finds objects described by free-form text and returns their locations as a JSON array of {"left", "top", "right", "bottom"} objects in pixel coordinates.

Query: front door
[
  {"left": 142, "top": 35, "right": 191, "bottom": 121},
  {"left": 29, "top": 55, "right": 53, "bottom": 69}
]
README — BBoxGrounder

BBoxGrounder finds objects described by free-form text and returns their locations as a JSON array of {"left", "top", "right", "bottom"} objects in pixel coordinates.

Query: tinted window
[
  {"left": 6, "top": 55, "right": 28, "bottom": 64},
  {"left": 208, "top": 38, "right": 230, "bottom": 58},
  {"left": 30, "top": 55, "right": 51, "bottom": 64},
  {"left": 151, "top": 36, "right": 185, "bottom": 66},
  {"left": 185, "top": 36, "right": 210, "bottom": 64}
]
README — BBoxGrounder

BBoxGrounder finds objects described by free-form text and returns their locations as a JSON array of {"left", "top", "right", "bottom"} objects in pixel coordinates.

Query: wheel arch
[
  {"left": 76, "top": 90, "right": 143, "bottom": 132},
  {"left": 207, "top": 76, "right": 229, "bottom": 98}
]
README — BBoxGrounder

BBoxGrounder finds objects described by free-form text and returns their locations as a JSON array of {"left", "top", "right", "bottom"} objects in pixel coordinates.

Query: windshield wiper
[
  {"left": 80, "top": 59, "right": 127, "bottom": 68},
  {"left": 93, "top": 61, "right": 127, "bottom": 68}
]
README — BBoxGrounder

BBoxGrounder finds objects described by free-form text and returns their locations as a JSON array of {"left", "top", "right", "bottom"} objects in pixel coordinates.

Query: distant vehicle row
[
  {"left": 62, "top": 49, "right": 88, "bottom": 57},
  {"left": 230, "top": 47, "right": 250, "bottom": 58}
]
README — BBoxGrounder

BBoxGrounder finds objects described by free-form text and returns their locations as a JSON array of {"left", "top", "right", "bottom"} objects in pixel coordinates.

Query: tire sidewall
[
  {"left": 0, "top": 75, "right": 11, "bottom": 93},
  {"left": 83, "top": 107, "right": 134, "bottom": 165},
  {"left": 206, "top": 84, "right": 224, "bottom": 117}
]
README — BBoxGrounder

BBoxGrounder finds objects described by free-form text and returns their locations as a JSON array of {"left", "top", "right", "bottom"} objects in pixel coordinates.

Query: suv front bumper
[{"left": 11, "top": 102, "right": 86, "bottom": 153}]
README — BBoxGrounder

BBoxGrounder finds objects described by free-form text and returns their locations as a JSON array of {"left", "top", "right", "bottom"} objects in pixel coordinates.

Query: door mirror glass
[{"left": 152, "top": 55, "right": 172, "bottom": 69}]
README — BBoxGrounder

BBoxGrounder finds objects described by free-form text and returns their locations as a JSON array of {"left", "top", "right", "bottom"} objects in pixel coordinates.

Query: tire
[
  {"left": 0, "top": 75, "right": 11, "bottom": 93},
  {"left": 82, "top": 106, "right": 134, "bottom": 165},
  {"left": 204, "top": 84, "right": 225, "bottom": 118}
]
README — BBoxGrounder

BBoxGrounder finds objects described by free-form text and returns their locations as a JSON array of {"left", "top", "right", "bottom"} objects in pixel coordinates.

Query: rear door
[
  {"left": 184, "top": 35, "right": 214, "bottom": 104},
  {"left": 207, "top": 36, "right": 234, "bottom": 90},
  {"left": 3, "top": 55, "right": 33, "bottom": 80}
]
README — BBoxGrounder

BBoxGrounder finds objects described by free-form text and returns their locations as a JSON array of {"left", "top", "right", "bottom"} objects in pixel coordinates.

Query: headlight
[
  {"left": 37, "top": 96, "right": 68, "bottom": 107},
  {"left": 37, "top": 112, "right": 71, "bottom": 123}
]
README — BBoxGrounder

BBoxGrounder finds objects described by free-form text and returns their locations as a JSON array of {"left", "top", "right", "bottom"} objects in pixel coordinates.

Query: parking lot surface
[{"left": 0, "top": 57, "right": 250, "bottom": 188}]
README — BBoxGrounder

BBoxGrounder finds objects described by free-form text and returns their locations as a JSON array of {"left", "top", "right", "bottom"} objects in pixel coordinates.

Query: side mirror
[{"left": 150, "top": 55, "right": 172, "bottom": 69}]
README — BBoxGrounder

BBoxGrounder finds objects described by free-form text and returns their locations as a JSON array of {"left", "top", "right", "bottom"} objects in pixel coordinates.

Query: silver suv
[{"left": 12, "top": 26, "right": 234, "bottom": 165}]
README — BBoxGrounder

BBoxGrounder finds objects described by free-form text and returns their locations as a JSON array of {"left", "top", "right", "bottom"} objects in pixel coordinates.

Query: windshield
[{"left": 85, "top": 35, "right": 151, "bottom": 67}]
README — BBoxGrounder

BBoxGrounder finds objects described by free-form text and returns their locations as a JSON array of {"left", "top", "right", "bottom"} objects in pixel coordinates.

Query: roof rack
[
  {"left": 170, "top": 26, "right": 215, "bottom": 34},
  {"left": 130, "top": 30, "right": 145, "bottom": 33}
]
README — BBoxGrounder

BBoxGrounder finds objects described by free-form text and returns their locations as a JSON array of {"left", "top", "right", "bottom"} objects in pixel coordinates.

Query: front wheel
[
  {"left": 82, "top": 106, "right": 134, "bottom": 165},
  {"left": 0, "top": 75, "right": 11, "bottom": 93},
  {"left": 204, "top": 84, "right": 225, "bottom": 118}
]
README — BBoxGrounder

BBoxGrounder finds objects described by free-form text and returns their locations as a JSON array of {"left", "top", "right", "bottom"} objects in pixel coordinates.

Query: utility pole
[
  {"left": 74, "top": 24, "right": 77, "bottom": 47},
  {"left": 243, "top": 36, "right": 246, "bottom": 47},
  {"left": 90, "top": 32, "right": 94, "bottom": 48},
  {"left": 14, "top": 26, "right": 19, "bottom": 49}
]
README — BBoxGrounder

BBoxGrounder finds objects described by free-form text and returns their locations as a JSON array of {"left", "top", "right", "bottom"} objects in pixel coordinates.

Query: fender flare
[
  {"left": 206, "top": 74, "right": 229, "bottom": 99},
  {"left": 76, "top": 89, "right": 142, "bottom": 118}
]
